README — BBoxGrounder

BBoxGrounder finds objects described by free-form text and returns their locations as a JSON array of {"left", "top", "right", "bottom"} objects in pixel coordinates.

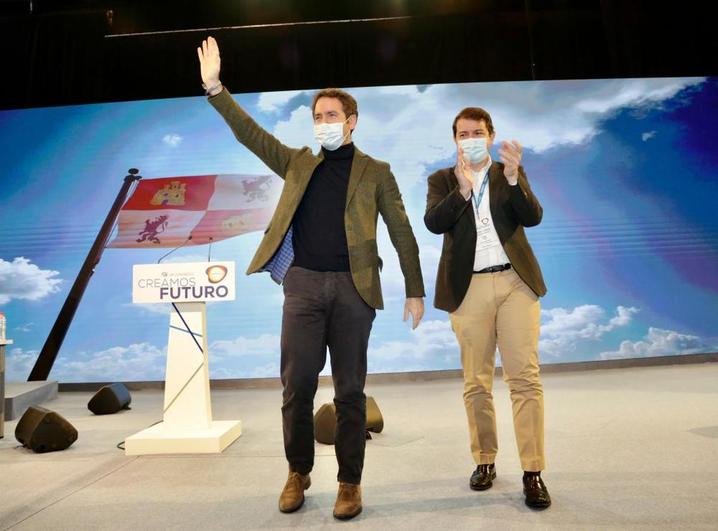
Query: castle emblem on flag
[
  {"left": 150, "top": 181, "right": 187, "bottom": 206},
  {"left": 221, "top": 215, "right": 247, "bottom": 231}
]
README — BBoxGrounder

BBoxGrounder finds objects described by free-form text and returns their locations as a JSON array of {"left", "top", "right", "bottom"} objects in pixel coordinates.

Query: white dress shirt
[{"left": 470, "top": 158, "right": 512, "bottom": 271}]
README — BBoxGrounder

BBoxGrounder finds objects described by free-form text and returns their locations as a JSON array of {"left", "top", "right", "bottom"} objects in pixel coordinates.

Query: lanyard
[{"left": 471, "top": 172, "right": 490, "bottom": 216}]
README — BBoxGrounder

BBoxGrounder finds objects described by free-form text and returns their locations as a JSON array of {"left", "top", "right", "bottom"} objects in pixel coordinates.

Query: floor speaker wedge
[
  {"left": 313, "top": 396, "right": 384, "bottom": 444},
  {"left": 87, "top": 382, "right": 131, "bottom": 415},
  {"left": 15, "top": 406, "right": 78, "bottom": 453}
]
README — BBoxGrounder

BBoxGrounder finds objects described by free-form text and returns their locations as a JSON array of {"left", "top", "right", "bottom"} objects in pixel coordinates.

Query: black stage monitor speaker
[
  {"left": 314, "top": 402, "right": 337, "bottom": 445},
  {"left": 314, "top": 396, "right": 384, "bottom": 445},
  {"left": 87, "top": 382, "right": 131, "bottom": 415},
  {"left": 15, "top": 406, "right": 78, "bottom": 453},
  {"left": 366, "top": 396, "right": 384, "bottom": 434}
]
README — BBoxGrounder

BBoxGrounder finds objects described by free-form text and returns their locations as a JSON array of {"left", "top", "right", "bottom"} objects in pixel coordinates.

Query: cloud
[
  {"left": 600, "top": 327, "right": 715, "bottom": 360},
  {"left": 539, "top": 304, "right": 639, "bottom": 357},
  {"left": 607, "top": 306, "right": 638, "bottom": 328},
  {"left": 6, "top": 332, "right": 283, "bottom": 382},
  {"left": 641, "top": 130, "right": 657, "bottom": 141},
  {"left": 210, "top": 321, "right": 457, "bottom": 377},
  {"left": 266, "top": 77, "right": 705, "bottom": 189},
  {"left": 367, "top": 319, "right": 458, "bottom": 372},
  {"left": 4, "top": 347, "right": 38, "bottom": 381},
  {"left": 5, "top": 311, "right": 708, "bottom": 382},
  {"left": 14, "top": 322, "right": 34, "bottom": 332},
  {"left": 0, "top": 257, "right": 63, "bottom": 305},
  {"left": 365, "top": 303, "right": 643, "bottom": 369},
  {"left": 127, "top": 319, "right": 456, "bottom": 379},
  {"left": 162, "top": 133, "right": 183, "bottom": 147},
  {"left": 54, "top": 342, "right": 167, "bottom": 382},
  {"left": 273, "top": 104, "right": 315, "bottom": 148},
  {"left": 130, "top": 302, "right": 171, "bottom": 315},
  {"left": 4, "top": 343, "right": 167, "bottom": 382},
  {"left": 207, "top": 333, "right": 282, "bottom": 378},
  {"left": 541, "top": 304, "right": 638, "bottom": 339},
  {"left": 257, "top": 90, "right": 305, "bottom": 113},
  {"left": 574, "top": 79, "right": 694, "bottom": 113},
  {"left": 209, "top": 333, "right": 280, "bottom": 359},
  {"left": 417, "top": 243, "right": 442, "bottom": 290}
]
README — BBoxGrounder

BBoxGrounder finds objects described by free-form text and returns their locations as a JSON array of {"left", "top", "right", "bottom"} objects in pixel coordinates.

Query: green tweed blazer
[{"left": 209, "top": 88, "right": 424, "bottom": 309}]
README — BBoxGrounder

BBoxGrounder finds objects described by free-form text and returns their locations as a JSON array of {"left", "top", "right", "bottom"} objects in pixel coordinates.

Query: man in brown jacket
[
  {"left": 198, "top": 37, "right": 425, "bottom": 520},
  {"left": 424, "top": 107, "right": 551, "bottom": 509}
]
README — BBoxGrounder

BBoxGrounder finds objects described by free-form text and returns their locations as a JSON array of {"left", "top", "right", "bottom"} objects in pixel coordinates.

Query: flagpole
[{"left": 28, "top": 169, "right": 143, "bottom": 381}]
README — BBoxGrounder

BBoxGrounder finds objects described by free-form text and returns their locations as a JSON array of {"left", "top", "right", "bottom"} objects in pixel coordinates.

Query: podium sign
[
  {"left": 132, "top": 261, "right": 236, "bottom": 303},
  {"left": 124, "top": 262, "right": 242, "bottom": 455}
]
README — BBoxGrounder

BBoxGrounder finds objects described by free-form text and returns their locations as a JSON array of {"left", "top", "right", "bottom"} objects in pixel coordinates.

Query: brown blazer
[
  {"left": 424, "top": 162, "right": 546, "bottom": 313},
  {"left": 209, "top": 88, "right": 424, "bottom": 310}
]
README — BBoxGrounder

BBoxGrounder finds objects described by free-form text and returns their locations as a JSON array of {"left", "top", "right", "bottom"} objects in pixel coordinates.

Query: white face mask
[
  {"left": 459, "top": 137, "right": 489, "bottom": 165},
  {"left": 313, "top": 120, "right": 349, "bottom": 151}
]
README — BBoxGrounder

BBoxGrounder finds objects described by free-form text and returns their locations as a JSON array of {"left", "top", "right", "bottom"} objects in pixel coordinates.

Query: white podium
[
  {"left": 124, "top": 261, "right": 242, "bottom": 455},
  {"left": 1, "top": 338, "right": 12, "bottom": 439}
]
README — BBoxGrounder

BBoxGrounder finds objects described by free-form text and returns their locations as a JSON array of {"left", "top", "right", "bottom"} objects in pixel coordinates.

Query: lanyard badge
[{"left": 471, "top": 173, "right": 490, "bottom": 226}]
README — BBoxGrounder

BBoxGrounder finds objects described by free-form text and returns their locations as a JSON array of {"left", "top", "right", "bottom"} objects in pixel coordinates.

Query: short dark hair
[
  {"left": 452, "top": 107, "right": 495, "bottom": 137},
  {"left": 311, "top": 88, "right": 358, "bottom": 119}
]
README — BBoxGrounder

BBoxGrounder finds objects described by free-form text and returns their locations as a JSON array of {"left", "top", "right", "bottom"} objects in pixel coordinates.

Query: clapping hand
[
  {"left": 498, "top": 140, "right": 522, "bottom": 185},
  {"left": 455, "top": 147, "right": 475, "bottom": 199}
]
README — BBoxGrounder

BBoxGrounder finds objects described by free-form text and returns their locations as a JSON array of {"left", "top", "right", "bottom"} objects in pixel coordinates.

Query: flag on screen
[{"left": 107, "top": 174, "right": 281, "bottom": 248}]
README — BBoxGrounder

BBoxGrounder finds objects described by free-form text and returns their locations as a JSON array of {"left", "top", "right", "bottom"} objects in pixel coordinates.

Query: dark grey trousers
[{"left": 280, "top": 266, "right": 376, "bottom": 484}]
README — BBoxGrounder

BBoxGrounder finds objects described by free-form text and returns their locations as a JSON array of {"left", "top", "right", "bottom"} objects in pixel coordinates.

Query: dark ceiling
[{"left": 1, "top": 0, "right": 716, "bottom": 110}]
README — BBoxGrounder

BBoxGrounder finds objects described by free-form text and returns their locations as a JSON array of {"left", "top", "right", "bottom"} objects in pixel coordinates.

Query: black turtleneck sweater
[{"left": 291, "top": 142, "right": 355, "bottom": 272}]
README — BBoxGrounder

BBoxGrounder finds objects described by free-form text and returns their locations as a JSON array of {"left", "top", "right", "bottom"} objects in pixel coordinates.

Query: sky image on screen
[{"left": 1, "top": 76, "right": 716, "bottom": 382}]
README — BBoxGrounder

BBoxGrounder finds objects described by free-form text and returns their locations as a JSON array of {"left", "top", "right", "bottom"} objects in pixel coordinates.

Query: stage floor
[{"left": 1, "top": 363, "right": 717, "bottom": 530}]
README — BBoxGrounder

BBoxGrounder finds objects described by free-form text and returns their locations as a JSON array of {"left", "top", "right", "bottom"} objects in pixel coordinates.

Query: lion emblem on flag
[
  {"left": 136, "top": 215, "right": 169, "bottom": 244},
  {"left": 241, "top": 175, "right": 273, "bottom": 202}
]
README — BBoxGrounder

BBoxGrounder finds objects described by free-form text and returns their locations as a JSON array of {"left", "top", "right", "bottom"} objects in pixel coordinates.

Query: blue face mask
[{"left": 459, "top": 137, "right": 489, "bottom": 165}]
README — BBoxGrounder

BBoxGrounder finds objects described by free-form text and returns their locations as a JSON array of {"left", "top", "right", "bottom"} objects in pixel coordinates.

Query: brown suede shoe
[
  {"left": 278, "top": 471, "right": 311, "bottom": 513},
  {"left": 333, "top": 482, "right": 362, "bottom": 520}
]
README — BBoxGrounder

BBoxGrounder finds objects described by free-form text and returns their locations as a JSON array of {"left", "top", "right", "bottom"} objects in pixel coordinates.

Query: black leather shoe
[
  {"left": 523, "top": 474, "right": 551, "bottom": 509},
  {"left": 470, "top": 464, "right": 496, "bottom": 491}
]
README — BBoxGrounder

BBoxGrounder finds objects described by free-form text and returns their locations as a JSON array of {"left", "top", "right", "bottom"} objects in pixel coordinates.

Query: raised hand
[
  {"left": 499, "top": 140, "right": 522, "bottom": 184},
  {"left": 454, "top": 147, "right": 475, "bottom": 199},
  {"left": 197, "top": 36, "right": 221, "bottom": 91}
]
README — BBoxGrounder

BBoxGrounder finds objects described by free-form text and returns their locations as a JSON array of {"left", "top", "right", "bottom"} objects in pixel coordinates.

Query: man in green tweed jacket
[{"left": 198, "top": 37, "right": 425, "bottom": 520}]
